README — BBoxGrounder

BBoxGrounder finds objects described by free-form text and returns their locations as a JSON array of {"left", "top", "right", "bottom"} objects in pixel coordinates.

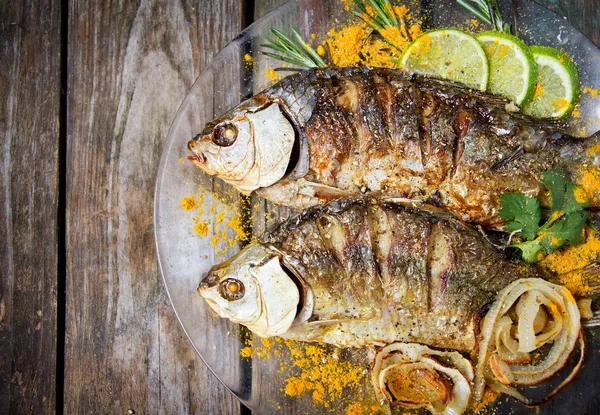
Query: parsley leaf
[
  {"left": 540, "top": 169, "right": 567, "bottom": 211},
  {"left": 498, "top": 193, "right": 541, "bottom": 241},
  {"left": 499, "top": 168, "right": 589, "bottom": 263},
  {"left": 539, "top": 211, "right": 589, "bottom": 253},
  {"left": 562, "top": 183, "right": 589, "bottom": 213},
  {"left": 511, "top": 240, "right": 544, "bottom": 263}
]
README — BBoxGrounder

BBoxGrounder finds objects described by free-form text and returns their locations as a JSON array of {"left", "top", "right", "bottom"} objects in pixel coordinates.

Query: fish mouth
[{"left": 187, "top": 136, "right": 207, "bottom": 165}]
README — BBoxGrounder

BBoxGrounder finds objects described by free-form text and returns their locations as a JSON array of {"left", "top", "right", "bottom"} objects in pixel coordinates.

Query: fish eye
[
  {"left": 219, "top": 278, "right": 245, "bottom": 301},
  {"left": 213, "top": 123, "right": 238, "bottom": 147}
]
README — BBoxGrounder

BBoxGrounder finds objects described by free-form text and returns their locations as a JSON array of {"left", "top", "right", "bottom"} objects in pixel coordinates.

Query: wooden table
[{"left": 1, "top": 0, "right": 599, "bottom": 413}]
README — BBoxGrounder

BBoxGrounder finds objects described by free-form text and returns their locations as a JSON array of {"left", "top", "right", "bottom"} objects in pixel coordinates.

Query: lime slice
[
  {"left": 476, "top": 31, "right": 536, "bottom": 106},
  {"left": 522, "top": 46, "right": 579, "bottom": 119},
  {"left": 399, "top": 28, "right": 489, "bottom": 91}
]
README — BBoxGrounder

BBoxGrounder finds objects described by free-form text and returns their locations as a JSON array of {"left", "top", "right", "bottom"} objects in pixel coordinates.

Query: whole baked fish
[
  {"left": 188, "top": 67, "right": 600, "bottom": 228},
  {"left": 198, "top": 197, "right": 586, "bottom": 413}
]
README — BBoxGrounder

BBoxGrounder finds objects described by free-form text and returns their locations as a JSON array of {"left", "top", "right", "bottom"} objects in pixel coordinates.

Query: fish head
[
  {"left": 198, "top": 244, "right": 301, "bottom": 337},
  {"left": 188, "top": 98, "right": 296, "bottom": 193}
]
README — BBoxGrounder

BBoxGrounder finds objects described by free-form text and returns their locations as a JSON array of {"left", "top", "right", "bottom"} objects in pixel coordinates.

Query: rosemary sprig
[
  {"left": 351, "top": 0, "right": 411, "bottom": 48},
  {"left": 457, "top": 0, "right": 511, "bottom": 33},
  {"left": 260, "top": 28, "right": 327, "bottom": 68}
]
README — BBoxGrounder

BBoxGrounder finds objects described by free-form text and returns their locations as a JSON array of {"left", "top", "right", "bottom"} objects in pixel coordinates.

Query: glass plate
[{"left": 154, "top": 1, "right": 600, "bottom": 413}]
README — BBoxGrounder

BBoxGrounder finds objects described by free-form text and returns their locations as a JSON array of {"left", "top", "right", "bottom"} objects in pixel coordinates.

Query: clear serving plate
[{"left": 154, "top": 1, "right": 600, "bottom": 413}]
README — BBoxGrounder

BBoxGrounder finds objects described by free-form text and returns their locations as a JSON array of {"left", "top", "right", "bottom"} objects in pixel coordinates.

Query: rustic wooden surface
[
  {"left": 63, "top": 0, "right": 246, "bottom": 414},
  {"left": 0, "top": 1, "right": 61, "bottom": 413},
  {"left": 1, "top": 0, "right": 600, "bottom": 414}
]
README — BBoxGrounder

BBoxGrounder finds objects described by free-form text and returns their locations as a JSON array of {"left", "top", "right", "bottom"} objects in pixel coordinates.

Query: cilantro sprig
[{"left": 499, "top": 169, "right": 589, "bottom": 263}]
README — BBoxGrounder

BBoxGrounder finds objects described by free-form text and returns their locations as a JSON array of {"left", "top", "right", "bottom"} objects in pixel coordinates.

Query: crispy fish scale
[
  {"left": 254, "top": 68, "right": 599, "bottom": 225},
  {"left": 261, "top": 197, "right": 545, "bottom": 351}
]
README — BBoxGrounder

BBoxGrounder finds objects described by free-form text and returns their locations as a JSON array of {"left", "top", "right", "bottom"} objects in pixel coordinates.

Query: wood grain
[
  {"left": 255, "top": 0, "right": 289, "bottom": 18},
  {"left": 1, "top": 0, "right": 598, "bottom": 414},
  {"left": 0, "top": 0, "right": 61, "bottom": 413},
  {"left": 64, "top": 0, "right": 244, "bottom": 413}
]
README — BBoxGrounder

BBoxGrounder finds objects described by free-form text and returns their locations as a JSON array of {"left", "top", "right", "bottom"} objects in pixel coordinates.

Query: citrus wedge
[
  {"left": 522, "top": 46, "right": 579, "bottom": 119},
  {"left": 399, "top": 28, "right": 489, "bottom": 91},
  {"left": 476, "top": 31, "right": 536, "bottom": 106}
]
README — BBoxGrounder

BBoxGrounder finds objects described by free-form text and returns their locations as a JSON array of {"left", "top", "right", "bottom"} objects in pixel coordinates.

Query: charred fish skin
[
  {"left": 189, "top": 67, "right": 599, "bottom": 226},
  {"left": 198, "top": 197, "right": 543, "bottom": 352}
]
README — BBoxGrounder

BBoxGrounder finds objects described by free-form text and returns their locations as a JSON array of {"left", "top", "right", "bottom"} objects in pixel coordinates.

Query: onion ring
[
  {"left": 473, "top": 278, "right": 581, "bottom": 404},
  {"left": 372, "top": 343, "right": 473, "bottom": 415}
]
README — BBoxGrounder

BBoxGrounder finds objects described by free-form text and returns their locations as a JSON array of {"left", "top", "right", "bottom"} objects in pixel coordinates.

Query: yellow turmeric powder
[
  {"left": 323, "top": 4, "right": 421, "bottom": 69},
  {"left": 575, "top": 167, "right": 600, "bottom": 204},
  {"left": 265, "top": 68, "right": 278, "bottom": 82},
  {"left": 180, "top": 195, "right": 200, "bottom": 211},
  {"left": 345, "top": 401, "right": 387, "bottom": 415},
  {"left": 180, "top": 184, "right": 251, "bottom": 255},
  {"left": 193, "top": 222, "right": 209, "bottom": 237},
  {"left": 539, "top": 229, "right": 600, "bottom": 296},
  {"left": 282, "top": 339, "right": 365, "bottom": 408},
  {"left": 238, "top": 336, "right": 369, "bottom": 410},
  {"left": 240, "top": 346, "right": 253, "bottom": 358},
  {"left": 583, "top": 86, "right": 599, "bottom": 98}
]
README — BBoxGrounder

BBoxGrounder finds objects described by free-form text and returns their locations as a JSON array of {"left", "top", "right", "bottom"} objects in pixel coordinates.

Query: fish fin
[
  {"left": 304, "top": 181, "right": 356, "bottom": 201},
  {"left": 374, "top": 196, "right": 427, "bottom": 206},
  {"left": 583, "top": 311, "right": 600, "bottom": 328},
  {"left": 255, "top": 179, "right": 356, "bottom": 210},
  {"left": 557, "top": 262, "right": 600, "bottom": 302},
  {"left": 414, "top": 74, "right": 571, "bottom": 134},
  {"left": 489, "top": 145, "right": 524, "bottom": 171},
  {"left": 376, "top": 196, "right": 473, "bottom": 227},
  {"left": 308, "top": 311, "right": 377, "bottom": 326}
]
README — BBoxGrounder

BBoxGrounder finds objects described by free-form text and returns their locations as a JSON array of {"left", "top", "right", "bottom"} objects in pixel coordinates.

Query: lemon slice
[
  {"left": 476, "top": 31, "right": 536, "bottom": 106},
  {"left": 399, "top": 28, "right": 489, "bottom": 91},
  {"left": 522, "top": 46, "right": 579, "bottom": 119}
]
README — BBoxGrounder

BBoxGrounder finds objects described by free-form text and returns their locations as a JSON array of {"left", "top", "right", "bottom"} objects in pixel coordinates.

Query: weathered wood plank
[
  {"left": 0, "top": 0, "right": 61, "bottom": 413},
  {"left": 64, "top": 0, "right": 244, "bottom": 413},
  {"left": 255, "top": 0, "right": 289, "bottom": 19}
]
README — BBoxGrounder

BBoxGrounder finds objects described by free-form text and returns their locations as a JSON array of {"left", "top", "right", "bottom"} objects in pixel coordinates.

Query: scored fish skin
[
  {"left": 200, "top": 198, "right": 547, "bottom": 352},
  {"left": 189, "top": 67, "right": 600, "bottom": 228}
]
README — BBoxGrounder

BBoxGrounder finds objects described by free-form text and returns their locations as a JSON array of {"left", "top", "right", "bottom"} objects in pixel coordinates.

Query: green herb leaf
[
  {"left": 562, "top": 183, "right": 589, "bottom": 213},
  {"left": 456, "top": 0, "right": 510, "bottom": 33},
  {"left": 351, "top": 0, "right": 412, "bottom": 48},
  {"left": 499, "top": 168, "right": 590, "bottom": 263},
  {"left": 540, "top": 211, "right": 590, "bottom": 253},
  {"left": 540, "top": 168, "right": 568, "bottom": 212},
  {"left": 260, "top": 28, "right": 327, "bottom": 69},
  {"left": 498, "top": 193, "right": 541, "bottom": 241},
  {"left": 512, "top": 240, "right": 544, "bottom": 264}
]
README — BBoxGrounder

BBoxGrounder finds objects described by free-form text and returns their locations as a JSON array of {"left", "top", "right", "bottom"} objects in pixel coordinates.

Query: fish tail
[
  {"left": 551, "top": 260, "right": 600, "bottom": 330},
  {"left": 556, "top": 262, "right": 600, "bottom": 298},
  {"left": 556, "top": 262, "right": 600, "bottom": 328},
  {"left": 583, "top": 310, "right": 600, "bottom": 328}
]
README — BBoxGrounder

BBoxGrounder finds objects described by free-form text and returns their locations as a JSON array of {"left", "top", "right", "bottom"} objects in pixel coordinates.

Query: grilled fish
[
  {"left": 198, "top": 198, "right": 585, "bottom": 412},
  {"left": 188, "top": 67, "right": 599, "bottom": 228}
]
